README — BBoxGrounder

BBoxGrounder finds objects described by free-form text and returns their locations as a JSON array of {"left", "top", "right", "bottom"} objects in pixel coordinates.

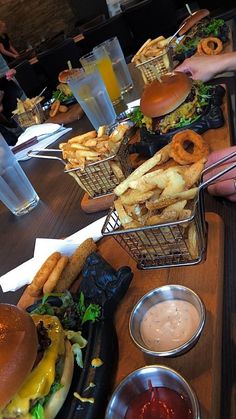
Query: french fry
[
  {"left": 114, "top": 199, "right": 133, "bottom": 225},
  {"left": 55, "top": 238, "right": 97, "bottom": 292},
  {"left": 43, "top": 256, "right": 69, "bottom": 294},
  {"left": 120, "top": 189, "right": 154, "bottom": 205},
  {"left": 110, "top": 161, "right": 125, "bottom": 182},
  {"left": 146, "top": 188, "right": 198, "bottom": 211},
  {"left": 28, "top": 252, "right": 61, "bottom": 297},
  {"left": 188, "top": 223, "right": 198, "bottom": 259},
  {"left": 68, "top": 131, "right": 97, "bottom": 144}
]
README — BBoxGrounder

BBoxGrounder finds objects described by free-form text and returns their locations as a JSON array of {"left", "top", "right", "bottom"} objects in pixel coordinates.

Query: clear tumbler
[
  {"left": 102, "top": 36, "right": 133, "bottom": 94},
  {"left": 0, "top": 135, "right": 39, "bottom": 215}
]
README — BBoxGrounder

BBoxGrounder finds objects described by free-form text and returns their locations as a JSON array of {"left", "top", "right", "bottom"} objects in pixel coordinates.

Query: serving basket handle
[
  {"left": 27, "top": 148, "right": 66, "bottom": 166},
  {"left": 200, "top": 150, "right": 236, "bottom": 191}
]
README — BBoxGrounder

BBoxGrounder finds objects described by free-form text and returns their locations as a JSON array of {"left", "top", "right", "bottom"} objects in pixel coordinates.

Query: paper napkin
[
  {"left": 13, "top": 126, "right": 72, "bottom": 161},
  {"left": 0, "top": 216, "right": 106, "bottom": 293}
]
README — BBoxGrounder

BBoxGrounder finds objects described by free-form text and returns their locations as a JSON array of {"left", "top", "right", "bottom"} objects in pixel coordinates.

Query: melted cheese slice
[{"left": 3, "top": 315, "right": 65, "bottom": 417}]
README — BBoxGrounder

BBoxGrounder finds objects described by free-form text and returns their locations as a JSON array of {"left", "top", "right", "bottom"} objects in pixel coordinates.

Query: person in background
[
  {"left": 176, "top": 52, "right": 236, "bottom": 201},
  {"left": 0, "top": 20, "right": 19, "bottom": 63},
  {"left": 0, "top": 53, "right": 25, "bottom": 145}
]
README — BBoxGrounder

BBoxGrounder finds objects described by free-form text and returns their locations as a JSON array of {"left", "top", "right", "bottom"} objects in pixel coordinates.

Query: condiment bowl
[
  {"left": 105, "top": 365, "right": 201, "bottom": 418},
  {"left": 129, "top": 284, "right": 206, "bottom": 357}
]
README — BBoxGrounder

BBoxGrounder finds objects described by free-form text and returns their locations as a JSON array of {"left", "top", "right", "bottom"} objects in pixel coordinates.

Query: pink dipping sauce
[{"left": 140, "top": 299, "right": 200, "bottom": 351}]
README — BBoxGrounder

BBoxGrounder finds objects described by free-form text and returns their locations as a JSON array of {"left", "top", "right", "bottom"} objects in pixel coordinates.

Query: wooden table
[{"left": 1, "top": 70, "right": 236, "bottom": 419}]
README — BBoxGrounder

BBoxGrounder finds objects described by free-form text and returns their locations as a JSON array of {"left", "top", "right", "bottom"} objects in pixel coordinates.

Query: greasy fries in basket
[
  {"left": 12, "top": 96, "right": 44, "bottom": 115},
  {"left": 131, "top": 36, "right": 172, "bottom": 65},
  {"left": 27, "top": 238, "right": 97, "bottom": 297},
  {"left": 113, "top": 134, "right": 209, "bottom": 259},
  {"left": 60, "top": 124, "right": 130, "bottom": 171}
]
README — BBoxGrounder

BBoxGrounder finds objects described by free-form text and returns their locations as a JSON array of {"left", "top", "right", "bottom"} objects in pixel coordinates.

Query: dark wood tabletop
[{"left": 1, "top": 65, "right": 236, "bottom": 418}]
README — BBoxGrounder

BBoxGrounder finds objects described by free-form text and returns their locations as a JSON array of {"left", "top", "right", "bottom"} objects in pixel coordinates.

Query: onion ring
[
  {"left": 201, "top": 37, "right": 223, "bottom": 55},
  {"left": 169, "top": 129, "right": 209, "bottom": 165},
  {"left": 197, "top": 40, "right": 205, "bottom": 55}
]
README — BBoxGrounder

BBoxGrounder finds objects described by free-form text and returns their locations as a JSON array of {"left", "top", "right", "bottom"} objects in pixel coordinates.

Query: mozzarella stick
[
  {"left": 28, "top": 252, "right": 61, "bottom": 297},
  {"left": 55, "top": 238, "right": 97, "bottom": 292},
  {"left": 43, "top": 255, "right": 69, "bottom": 294}
]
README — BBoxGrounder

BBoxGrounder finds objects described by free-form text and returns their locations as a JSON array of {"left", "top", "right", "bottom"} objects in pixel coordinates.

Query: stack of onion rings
[
  {"left": 197, "top": 37, "right": 223, "bottom": 55},
  {"left": 169, "top": 129, "right": 209, "bottom": 164}
]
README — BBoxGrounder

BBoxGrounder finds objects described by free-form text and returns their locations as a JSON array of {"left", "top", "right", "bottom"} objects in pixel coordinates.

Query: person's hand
[
  {"left": 204, "top": 146, "right": 236, "bottom": 201},
  {"left": 5, "top": 69, "right": 16, "bottom": 80},
  {"left": 176, "top": 55, "right": 224, "bottom": 82}
]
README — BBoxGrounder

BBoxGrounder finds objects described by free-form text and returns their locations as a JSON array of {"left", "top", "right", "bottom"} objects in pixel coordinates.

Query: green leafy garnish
[
  {"left": 203, "top": 18, "right": 224, "bottom": 37},
  {"left": 175, "top": 37, "right": 199, "bottom": 54},
  {"left": 78, "top": 292, "right": 101, "bottom": 325},
  {"left": 52, "top": 90, "right": 73, "bottom": 102},
  {"left": 130, "top": 107, "right": 144, "bottom": 127},
  {"left": 31, "top": 403, "right": 44, "bottom": 419},
  {"left": 82, "top": 303, "right": 101, "bottom": 324}
]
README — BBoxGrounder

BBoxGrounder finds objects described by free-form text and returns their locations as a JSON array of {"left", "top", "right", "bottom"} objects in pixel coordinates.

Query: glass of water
[
  {"left": 102, "top": 36, "right": 133, "bottom": 94},
  {"left": 67, "top": 69, "right": 116, "bottom": 131},
  {"left": 0, "top": 135, "right": 39, "bottom": 216}
]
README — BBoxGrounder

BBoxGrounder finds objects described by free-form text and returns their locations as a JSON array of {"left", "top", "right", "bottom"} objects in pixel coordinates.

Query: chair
[
  {"left": 80, "top": 14, "right": 135, "bottom": 58},
  {"left": 14, "top": 60, "right": 45, "bottom": 98},
  {"left": 71, "top": 0, "right": 109, "bottom": 24},
  {"left": 122, "top": 0, "right": 177, "bottom": 50},
  {"left": 37, "top": 39, "right": 83, "bottom": 90},
  {"left": 78, "top": 14, "right": 106, "bottom": 32}
]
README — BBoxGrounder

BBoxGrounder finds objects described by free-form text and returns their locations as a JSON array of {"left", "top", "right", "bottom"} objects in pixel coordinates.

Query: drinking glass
[
  {"left": 67, "top": 69, "right": 116, "bottom": 131},
  {"left": 102, "top": 36, "right": 133, "bottom": 94},
  {"left": 92, "top": 45, "right": 122, "bottom": 104},
  {"left": 0, "top": 135, "right": 39, "bottom": 216}
]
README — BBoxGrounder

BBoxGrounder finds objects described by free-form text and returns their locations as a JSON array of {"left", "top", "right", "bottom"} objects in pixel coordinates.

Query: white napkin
[
  {"left": 13, "top": 126, "right": 72, "bottom": 161},
  {"left": 15, "top": 123, "right": 62, "bottom": 145},
  {"left": 0, "top": 216, "right": 106, "bottom": 293},
  {"left": 127, "top": 99, "right": 140, "bottom": 109}
]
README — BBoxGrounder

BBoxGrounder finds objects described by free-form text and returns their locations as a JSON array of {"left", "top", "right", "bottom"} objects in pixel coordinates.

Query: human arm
[
  {"left": 176, "top": 52, "right": 236, "bottom": 82},
  {"left": 204, "top": 146, "right": 236, "bottom": 201},
  {"left": 9, "top": 43, "right": 19, "bottom": 56},
  {"left": 0, "top": 42, "right": 18, "bottom": 59},
  {"left": 5, "top": 68, "right": 16, "bottom": 80}
]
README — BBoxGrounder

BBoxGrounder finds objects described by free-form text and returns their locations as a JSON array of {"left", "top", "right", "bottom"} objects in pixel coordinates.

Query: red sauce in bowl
[{"left": 124, "top": 385, "right": 193, "bottom": 419}]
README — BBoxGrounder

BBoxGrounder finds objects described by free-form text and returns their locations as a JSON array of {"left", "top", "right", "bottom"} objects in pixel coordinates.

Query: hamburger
[
  {"left": 175, "top": 14, "right": 229, "bottom": 61},
  {"left": 0, "top": 303, "right": 74, "bottom": 419},
  {"left": 137, "top": 72, "right": 212, "bottom": 135},
  {"left": 52, "top": 69, "right": 82, "bottom": 103},
  {"left": 178, "top": 9, "right": 210, "bottom": 36}
]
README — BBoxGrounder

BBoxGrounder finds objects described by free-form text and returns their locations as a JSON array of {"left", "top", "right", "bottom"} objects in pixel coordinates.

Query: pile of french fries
[
  {"left": 59, "top": 124, "right": 129, "bottom": 171},
  {"left": 113, "top": 144, "right": 206, "bottom": 259},
  {"left": 27, "top": 238, "right": 97, "bottom": 297},
  {"left": 12, "top": 96, "right": 44, "bottom": 115},
  {"left": 131, "top": 36, "right": 172, "bottom": 65}
]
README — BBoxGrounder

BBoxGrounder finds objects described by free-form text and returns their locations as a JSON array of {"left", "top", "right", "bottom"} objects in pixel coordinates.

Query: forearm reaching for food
[
  {"left": 176, "top": 52, "right": 236, "bottom": 82},
  {"left": 204, "top": 146, "right": 236, "bottom": 201}
]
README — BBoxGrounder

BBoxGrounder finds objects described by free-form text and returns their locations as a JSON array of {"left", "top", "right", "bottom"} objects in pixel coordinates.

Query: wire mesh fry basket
[
  {"left": 27, "top": 124, "right": 135, "bottom": 199},
  {"left": 102, "top": 152, "right": 236, "bottom": 269},
  {"left": 65, "top": 136, "right": 132, "bottom": 198},
  {"left": 136, "top": 47, "right": 173, "bottom": 84},
  {"left": 13, "top": 103, "right": 45, "bottom": 129},
  {"left": 102, "top": 190, "right": 206, "bottom": 269}
]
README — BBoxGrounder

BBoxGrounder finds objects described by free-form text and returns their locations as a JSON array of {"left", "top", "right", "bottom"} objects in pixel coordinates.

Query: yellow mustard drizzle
[{"left": 3, "top": 315, "right": 65, "bottom": 416}]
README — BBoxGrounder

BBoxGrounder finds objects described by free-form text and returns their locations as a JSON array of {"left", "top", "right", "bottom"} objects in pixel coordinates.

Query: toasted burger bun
[
  {"left": 179, "top": 9, "right": 210, "bottom": 35},
  {"left": 140, "top": 72, "right": 192, "bottom": 118},
  {"left": 0, "top": 304, "right": 38, "bottom": 409},
  {"left": 44, "top": 340, "right": 74, "bottom": 419},
  {"left": 58, "top": 68, "right": 81, "bottom": 83}
]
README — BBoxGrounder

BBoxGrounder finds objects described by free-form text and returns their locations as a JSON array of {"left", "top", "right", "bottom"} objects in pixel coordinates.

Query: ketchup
[{"left": 124, "top": 383, "right": 193, "bottom": 419}]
